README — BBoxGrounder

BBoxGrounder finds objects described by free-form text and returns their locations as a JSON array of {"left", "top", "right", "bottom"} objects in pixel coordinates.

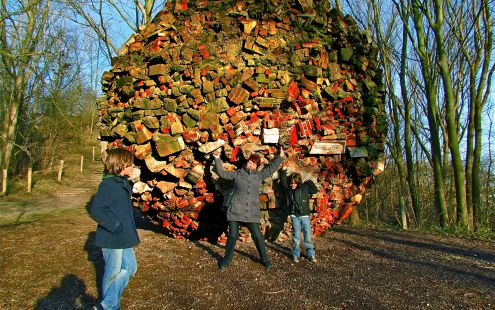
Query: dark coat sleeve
[
  {"left": 259, "top": 155, "right": 283, "bottom": 180},
  {"left": 89, "top": 182, "right": 122, "bottom": 233},
  {"left": 304, "top": 179, "right": 319, "bottom": 195},
  {"left": 214, "top": 157, "right": 238, "bottom": 180},
  {"left": 279, "top": 169, "right": 288, "bottom": 189}
]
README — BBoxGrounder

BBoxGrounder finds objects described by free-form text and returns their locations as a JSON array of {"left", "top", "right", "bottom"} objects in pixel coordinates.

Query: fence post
[
  {"left": 80, "top": 155, "right": 84, "bottom": 173},
  {"left": 27, "top": 167, "right": 32, "bottom": 193},
  {"left": 57, "top": 160, "right": 64, "bottom": 182},
  {"left": 2, "top": 169, "right": 7, "bottom": 194}
]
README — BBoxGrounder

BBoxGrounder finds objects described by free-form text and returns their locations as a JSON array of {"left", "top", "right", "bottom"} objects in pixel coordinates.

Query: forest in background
[{"left": 1, "top": 0, "right": 493, "bottom": 235}]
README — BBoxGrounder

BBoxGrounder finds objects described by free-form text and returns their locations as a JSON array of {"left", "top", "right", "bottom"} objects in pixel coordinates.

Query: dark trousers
[{"left": 221, "top": 221, "right": 270, "bottom": 266}]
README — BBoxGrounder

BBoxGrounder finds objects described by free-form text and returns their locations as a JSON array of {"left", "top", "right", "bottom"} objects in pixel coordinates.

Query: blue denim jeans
[
  {"left": 100, "top": 248, "right": 137, "bottom": 310},
  {"left": 291, "top": 215, "right": 315, "bottom": 259}
]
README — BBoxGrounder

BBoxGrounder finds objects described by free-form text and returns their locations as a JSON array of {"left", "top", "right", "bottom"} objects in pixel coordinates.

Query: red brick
[
  {"left": 226, "top": 107, "right": 237, "bottom": 117},
  {"left": 244, "top": 78, "right": 260, "bottom": 92},
  {"left": 268, "top": 21, "right": 277, "bottom": 35},
  {"left": 301, "top": 76, "right": 318, "bottom": 91},
  {"left": 230, "top": 111, "right": 246, "bottom": 124},
  {"left": 287, "top": 81, "right": 300, "bottom": 101}
]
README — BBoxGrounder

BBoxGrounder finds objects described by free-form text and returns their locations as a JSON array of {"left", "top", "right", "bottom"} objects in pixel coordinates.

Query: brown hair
[
  {"left": 288, "top": 173, "right": 302, "bottom": 185},
  {"left": 104, "top": 148, "right": 134, "bottom": 175},
  {"left": 247, "top": 153, "right": 261, "bottom": 168}
]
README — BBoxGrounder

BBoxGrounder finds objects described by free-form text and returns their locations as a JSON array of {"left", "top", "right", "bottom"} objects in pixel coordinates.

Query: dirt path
[
  {"left": 0, "top": 200, "right": 494, "bottom": 309},
  {"left": 0, "top": 172, "right": 102, "bottom": 225}
]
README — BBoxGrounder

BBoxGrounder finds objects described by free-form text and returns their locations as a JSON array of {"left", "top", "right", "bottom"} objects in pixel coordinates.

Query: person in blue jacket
[
  {"left": 280, "top": 168, "right": 319, "bottom": 263},
  {"left": 89, "top": 148, "right": 140, "bottom": 310}
]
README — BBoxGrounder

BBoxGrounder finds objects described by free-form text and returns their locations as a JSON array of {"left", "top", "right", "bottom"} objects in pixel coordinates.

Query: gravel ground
[{"left": 0, "top": 206, "right": 494, "bottom": 310}]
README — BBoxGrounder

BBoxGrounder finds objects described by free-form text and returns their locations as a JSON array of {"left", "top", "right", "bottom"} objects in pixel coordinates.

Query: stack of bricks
[{"left": 97, "top": 0, "right": 387, "bottom": 241}]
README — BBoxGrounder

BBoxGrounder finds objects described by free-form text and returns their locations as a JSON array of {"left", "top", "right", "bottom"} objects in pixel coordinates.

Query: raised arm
[
  {"left": 279, "top": 168, "right": 288, "bottom": 189},
  {"left": 260, "top": 147, "right": 286, "bottom": 179},
  {"left": 213, "top": 149, "right": 238, "bottom": 180},
  {"left": 304, "top": 178, "right": 319, "bottom": 195}
]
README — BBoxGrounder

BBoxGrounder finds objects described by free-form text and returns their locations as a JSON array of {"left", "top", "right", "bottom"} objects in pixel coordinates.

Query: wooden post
[
  {"left": 92, "top": 147, "right": 95, "bottom": 162},
  {"left": 2, "top": 169, "right": 7, "bottom": 194},
  {"left": 350, "top": 206, "right": 360, "bottom": 226},
  {"left": 80, "top": 155, "right": 84, "bottom": 173},
  {"left": 57, "top": 160, "right": 64, "bottom": 182},
  {"left": 27, "top": 167, "right": 32, "bottom": 193}
]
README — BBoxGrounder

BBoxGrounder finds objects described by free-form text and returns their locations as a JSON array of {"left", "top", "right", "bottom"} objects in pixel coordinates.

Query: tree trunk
[
  {"left": 411, "top": 0, "right": 449, "bottom": 228},
  {"left": 1, "top": 88, "right": 22, "bottom": 172},
  {"left": 465, "top": 81, "right": 475, "bottom": 228},
  {"left": 399, "top": 22, "right": 420, "bottom": 227},
  {"left": 432, "top": 0, "right": 468, "bottom": 228},
  {"left": 471, "top": 0, "right": 493, "bottom": 230},
  {"left": 399, "top": 194, "right": 408, "bottom": 230},
  {"left": 370, "top": 0, "right": 410, "bottom": 230}
]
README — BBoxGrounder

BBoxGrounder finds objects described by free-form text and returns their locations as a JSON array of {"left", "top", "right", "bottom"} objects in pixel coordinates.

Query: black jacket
[
  {"left": 280, "top": 170, "right": 318, "bottom": 216},
  {"left": 89, "top": 175, "right": 140, "bottom": 249}
]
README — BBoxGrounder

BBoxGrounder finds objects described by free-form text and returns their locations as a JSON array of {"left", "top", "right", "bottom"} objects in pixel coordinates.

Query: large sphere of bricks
[{"left": 97, "top": 0, "right": 387, "bottom": 241}]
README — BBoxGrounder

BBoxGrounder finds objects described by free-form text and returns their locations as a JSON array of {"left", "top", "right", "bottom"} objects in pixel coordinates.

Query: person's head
[
  {"left": 288, "top": 173, "right": 302, "bottom": 189},
  {"left": 246, "top": 153, "right": 261, "bottom": 171},
  {"left": 104, "top": 148, "right": 134, "bottom": 176}
]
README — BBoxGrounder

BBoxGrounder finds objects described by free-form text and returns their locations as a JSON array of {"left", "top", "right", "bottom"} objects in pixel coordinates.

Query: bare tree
[
  {"left": 366, "top": 0, "right": 411, "bottom": 229},
  {"left": 450, "top": 0, "right": 494, "bottom": 229},
  {"left": 64, "top": 0, "right": 166, "bottom": 61},
  {"left": 0, "top": 0, "right": 52, "bottom": 173}
]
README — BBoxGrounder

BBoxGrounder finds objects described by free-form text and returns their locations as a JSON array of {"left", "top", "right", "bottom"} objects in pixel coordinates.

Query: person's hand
[
  {"left": 213, "top": 149, "right": 221, "bottom": 158},
  {"left": 279, "top": 146, "right": 286, "bottom": 159},
  {"left": 280, "top": 160, "right": 288, "bottom": 171}
]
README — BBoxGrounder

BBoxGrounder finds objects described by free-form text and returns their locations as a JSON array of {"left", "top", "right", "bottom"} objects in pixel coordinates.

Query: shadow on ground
[{"left": 34, "top": 274, "right": 95, "bottom": 310}]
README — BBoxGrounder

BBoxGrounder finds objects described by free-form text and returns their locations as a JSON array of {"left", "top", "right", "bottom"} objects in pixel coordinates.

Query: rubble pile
[{"left": 97, "top": 0, "right": 387, "bottom": 241}]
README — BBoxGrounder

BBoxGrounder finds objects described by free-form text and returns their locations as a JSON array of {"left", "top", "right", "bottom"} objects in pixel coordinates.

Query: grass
[
  {"left": 0, "top": 207, "right": 88, "bottom": 228},
  {"left": 1, "top": 136, "right": 102, "bottom": 200},
  {"left": 0, "top": 134, "right": 102, "bottom": 227},
  {"left": 426, "top": 224, "right": 495, "bottom": 240},
  {"left": 352, "top": 218, "right": 495, "bottom": 242}
]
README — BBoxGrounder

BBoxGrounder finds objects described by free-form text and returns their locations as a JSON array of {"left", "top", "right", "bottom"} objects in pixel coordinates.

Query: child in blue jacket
[{"left": 90, "top": 148, "right": 140, "bottom": 310}]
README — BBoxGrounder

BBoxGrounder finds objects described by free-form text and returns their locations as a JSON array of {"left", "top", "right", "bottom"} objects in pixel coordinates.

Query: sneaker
[
  {"left": 309, "top": 256, "right": 317, "bottom": 263},
  {"left": 92, "top": 303, "right": 104, "bottom": 310},
  {"left": 292, "top": 256, "right": 300, "bottom": 263}
]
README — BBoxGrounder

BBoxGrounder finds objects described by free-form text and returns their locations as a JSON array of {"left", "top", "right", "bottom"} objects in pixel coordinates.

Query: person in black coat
[
  {"left": 213, "top": 147, "right": 285, "bottom": 269},
  {"left": 280, "top": 168, "right": 318, "bottom": 263},
  {"left": 89, "top": 148, "right": 139, "bottom": 310}
]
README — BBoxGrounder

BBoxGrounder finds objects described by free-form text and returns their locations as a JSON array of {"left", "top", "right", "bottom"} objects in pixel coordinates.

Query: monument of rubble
[{"left": 97, "top": 0, "right": 387, "bottom": 242}]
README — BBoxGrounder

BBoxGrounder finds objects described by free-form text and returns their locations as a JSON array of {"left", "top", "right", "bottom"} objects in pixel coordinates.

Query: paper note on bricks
[
  {"left": 309, "top": 141, "right": 345, "bottom": 155},
  {"left": 262, "top": 128, "right": 280, "bottom": 144}
]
